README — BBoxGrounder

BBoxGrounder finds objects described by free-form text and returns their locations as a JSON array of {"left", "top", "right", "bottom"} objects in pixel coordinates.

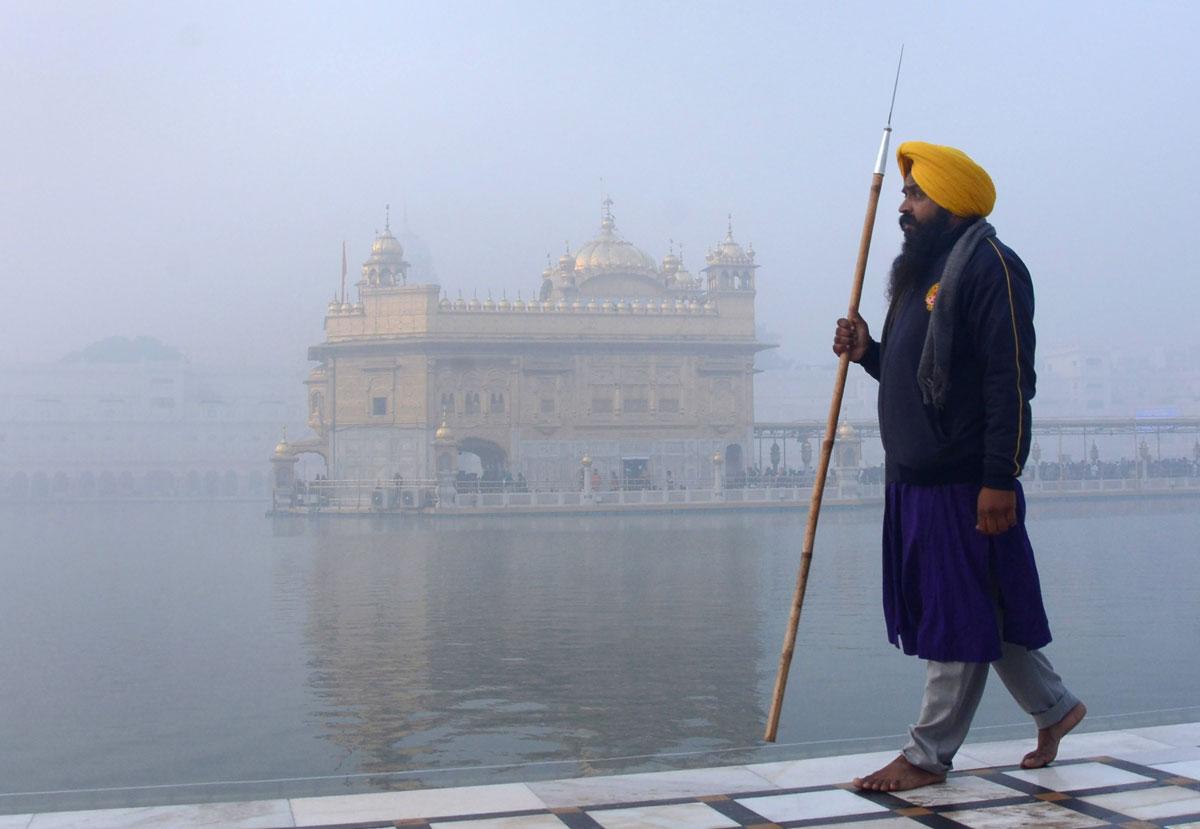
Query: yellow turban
[{"left": 897, "top": 141, "right": 996, "bottom": 218}]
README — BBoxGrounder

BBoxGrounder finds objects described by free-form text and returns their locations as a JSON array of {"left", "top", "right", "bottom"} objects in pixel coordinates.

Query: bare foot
[
  {"left": 1021, "top": 701, "right": 1087, "bottom": 769},
  {"left": 852, "top": 754, "right": 945, "bottom": 792}
]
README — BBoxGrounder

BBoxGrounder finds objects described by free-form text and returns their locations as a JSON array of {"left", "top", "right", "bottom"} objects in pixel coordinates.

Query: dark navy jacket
[{"left": 860, "top": 234, "right": 1036, "bottom": 490}]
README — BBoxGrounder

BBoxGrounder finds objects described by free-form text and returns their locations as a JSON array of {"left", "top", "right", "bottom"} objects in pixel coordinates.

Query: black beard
[{"left": 888, "top": 209, "right": 958, "bottom": 303}]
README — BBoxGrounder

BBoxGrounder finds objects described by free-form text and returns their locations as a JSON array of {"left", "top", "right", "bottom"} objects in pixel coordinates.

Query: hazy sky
[{"left": 3, "top": 1, "right": 1197, "bottom": 368}]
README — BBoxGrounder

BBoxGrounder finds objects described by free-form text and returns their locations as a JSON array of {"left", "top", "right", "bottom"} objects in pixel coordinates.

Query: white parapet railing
[{"left": 273, "top": 474, "right": 1199, "bottom": 514}]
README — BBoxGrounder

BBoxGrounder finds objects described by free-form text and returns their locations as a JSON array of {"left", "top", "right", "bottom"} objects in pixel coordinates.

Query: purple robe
[{"left": 882, "top": 480, "right": 1052, "bottom": 662}]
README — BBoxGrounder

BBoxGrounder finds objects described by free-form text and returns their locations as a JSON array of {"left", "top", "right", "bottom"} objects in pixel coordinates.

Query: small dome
[
  {"left": 581, "top": 454, "right": 592, "bottom": 467},
  {"left": 705, "top": 220, "right": 757, "bottom": 268},
  {"left": 340, "top": 302, "right": 354, "bottom": 314},
  {"left": 468, "top": 295, "right": 482, "bottom": 310},
  {"left": 837, "top": 422, "right": 858, "bottom": 439},
  {"left": 662, "top": 251, "right": 681, "bottom": 276},
  {"left": 274, "top": 439, "right": 290, "bottom": 456},
  {"left": 483, "top": 295, "right": 496, "bottom": 311},
  {"left": 455, "top": 295, "right": 467, "bottom": 310},
  {"left": 327, "top": 300, "right": 340, "bottom": 314},
  {"left": 435, "top": 420, "right": 454, "bottom": 441},
  {"left": 513, "top": 297, "right": 526, "bottom": 311},
  {"left": 371, "top": 229, "right": 404, "bottom": 258},
  {"left": 439, "top": 295, "right": 452, "bottom": 310}
]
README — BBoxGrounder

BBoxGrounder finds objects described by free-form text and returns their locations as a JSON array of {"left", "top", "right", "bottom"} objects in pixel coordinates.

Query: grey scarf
[{"left": 918, "top": 218, "right": 996, "bottom": 409}]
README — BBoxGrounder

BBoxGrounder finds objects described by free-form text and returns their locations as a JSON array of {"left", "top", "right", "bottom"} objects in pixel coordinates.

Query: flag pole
[{"left": 765, "top": 47, "right": 903, "bottom": 742}]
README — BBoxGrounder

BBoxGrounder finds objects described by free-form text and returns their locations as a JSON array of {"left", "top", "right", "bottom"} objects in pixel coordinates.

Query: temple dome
[{"left": 573, "top": 199, "right": 658, "bottom": 277}]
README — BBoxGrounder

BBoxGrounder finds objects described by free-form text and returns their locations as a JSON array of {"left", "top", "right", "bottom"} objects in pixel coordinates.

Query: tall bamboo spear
[{"left": 765, "top": 49, "right": 904, "bottom": 742}]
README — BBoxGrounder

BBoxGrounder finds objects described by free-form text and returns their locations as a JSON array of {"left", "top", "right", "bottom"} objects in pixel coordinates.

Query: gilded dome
[
  {"left": 662, "top": 251, "right": 681, "bottom": 276},
  {"left": 435, "top": 420, "right": 454, "bottom": 441},
  {"left": 837, "top": 422, "right": 858, "bottom": 439},
  {"left": 706, "top": 219, "right": 757, "bottom": 267},
  {"left": 573, "top": 199, "right": 659, "bottom": 277},
  {"left": 371, "top": 228, "right": 404, "bottom": 258},
  {"left": 361, "top": 208, "right": 411, "bottom": 287}
]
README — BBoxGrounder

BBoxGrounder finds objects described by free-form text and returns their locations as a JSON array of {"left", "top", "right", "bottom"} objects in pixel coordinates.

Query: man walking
[{"left": 833, "top": 141, "right": 1086, "bottom": 792}]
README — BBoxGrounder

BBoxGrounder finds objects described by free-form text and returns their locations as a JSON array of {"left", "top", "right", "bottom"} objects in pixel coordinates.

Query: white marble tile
[
  {"left": 941, "top": 801, "right": 1104, "bottom": 828},
  {"left": 290, "top": 783, "right": 543, "bottom": 826},
  {"left": 1117, "top": 745, "right": 1200, "bottom": 766},
  {"left": 1166, "top": 821, "right": 1200, "bottom": 829},
  {"left": 1127, "top": 722, "right": 1200, "bottom": 748},
  {"left": 893, "top": 775, "right": 1024, "bottom": 806},
  {"left": 1055, "top": 730, "right": 1176, "bottom": 761},
  {"left": 736, "top": 788, "right": 887, "bottom": 823},
  {"left": 954, "top": 737, "right": 1045, "bottom": 768},
  {"left": 1154, "top": 758, "right": 1200, "bottom": 780},
  {"left": 960, "top": 730, "right": 1174, "bottom": 767},
  {"left": 1082, "top": 785, "right": 1200, "bottom": 820},
  {"left": 0, "top": 817, "right": 31, "bottom": 829},
  {"left": 745, "top": 750, "right": 900, "bottom": 789},
  {"left": 795, "top": 820, "right": 926, "bottom": 829},
  {"left": 1003, "top": 761, "right": 1154, "bottom": 791},
  {"left": 26, "top": 799, "right": 293, "bottom": 829},
  {"left": 587, "top": 802, "right": 738, "bottom": 829},
  {"left": 431, "top": 814, "right": 567, "bottom": 829},
  {"left": 951, "top": 751, "right": 992, "bottom": 770},
  {"left": 527, "top": 766, "right": 774, "bottom": 809}
]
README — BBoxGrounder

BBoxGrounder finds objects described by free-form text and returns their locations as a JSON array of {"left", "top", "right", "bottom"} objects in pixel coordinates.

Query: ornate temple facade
[{"left": 279, "top": 200, "right": 766, "bottom": 491}]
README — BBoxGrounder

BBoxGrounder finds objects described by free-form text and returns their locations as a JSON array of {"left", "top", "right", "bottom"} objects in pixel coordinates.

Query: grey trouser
[{"left": 902, "top": 643, "right": 1081, "bottom": 775}]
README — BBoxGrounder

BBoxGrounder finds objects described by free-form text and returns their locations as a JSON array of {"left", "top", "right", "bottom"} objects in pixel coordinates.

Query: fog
[{"left": 4, "top": 1, "right": 1197, "bottom": 369}]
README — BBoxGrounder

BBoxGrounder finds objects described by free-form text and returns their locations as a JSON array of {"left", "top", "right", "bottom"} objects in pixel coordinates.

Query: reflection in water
[{"left": 294, "top": 514, "right": 771, "bottom": 783}]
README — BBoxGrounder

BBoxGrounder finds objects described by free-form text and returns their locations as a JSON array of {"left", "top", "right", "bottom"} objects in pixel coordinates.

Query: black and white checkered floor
[{"left": 6, "top": 723, "right": 1200, "bottom": 828}]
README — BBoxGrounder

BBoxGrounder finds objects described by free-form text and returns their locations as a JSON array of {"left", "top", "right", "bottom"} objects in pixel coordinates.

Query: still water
[{"left": 1, "top": 498, "right": 1198, "bottom": 812}]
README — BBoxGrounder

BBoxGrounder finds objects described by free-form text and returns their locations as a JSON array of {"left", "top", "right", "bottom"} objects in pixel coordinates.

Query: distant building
[
  {"left": 284, "top": 200, "right": 768, "bottom": 489},
  {"left": 0, "top": 337, "right": 304, "bottom": 499}
]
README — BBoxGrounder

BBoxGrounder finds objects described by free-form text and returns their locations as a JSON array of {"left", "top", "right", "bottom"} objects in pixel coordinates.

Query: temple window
[
  {"left": 540, "top": 398, "right": 556, "bottom": 414},
  {"left": 464, "top": 392, "right": 481, "bottom": 415},
  {"left": 490, "top": 392, "right": 505, "bottom": 414},
  {"left": 623, "top": 385, "right": 649, "bottom": 413},
  {"left": 440, "top": 392, "right": 455, "bottom": 415},
  {"left": 590, "top": 385, "right": 614, "bottom": 414},
  {"left": 371, "top": 396, "right": 388, "bottom": 416}
]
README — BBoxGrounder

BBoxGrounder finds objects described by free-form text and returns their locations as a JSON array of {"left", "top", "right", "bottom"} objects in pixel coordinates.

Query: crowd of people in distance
[
  {"left": 723, "top": 464, "right": 887, "bottom": 489},
  {"left": 454, "top": 468, "right": 527, "bottom": 494},
  {"left": 287, "top": 453, "right": 1200, "bottom": 507},
  {"left": 1031, "top": 456, "right": 1199, "bottom": 481}
]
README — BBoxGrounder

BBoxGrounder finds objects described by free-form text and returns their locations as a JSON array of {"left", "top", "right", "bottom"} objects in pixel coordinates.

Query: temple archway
[
  {"left": 724, "top": 443, "right": 744, "bottom": 476},
  {"left": 457, "top": 437, "right": 509, "bottom": 490}
]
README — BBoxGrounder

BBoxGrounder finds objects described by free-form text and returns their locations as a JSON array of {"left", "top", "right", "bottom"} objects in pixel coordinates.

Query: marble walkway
[{"left": 4, "top": 722, "right": 1200, "bottom": 828}]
